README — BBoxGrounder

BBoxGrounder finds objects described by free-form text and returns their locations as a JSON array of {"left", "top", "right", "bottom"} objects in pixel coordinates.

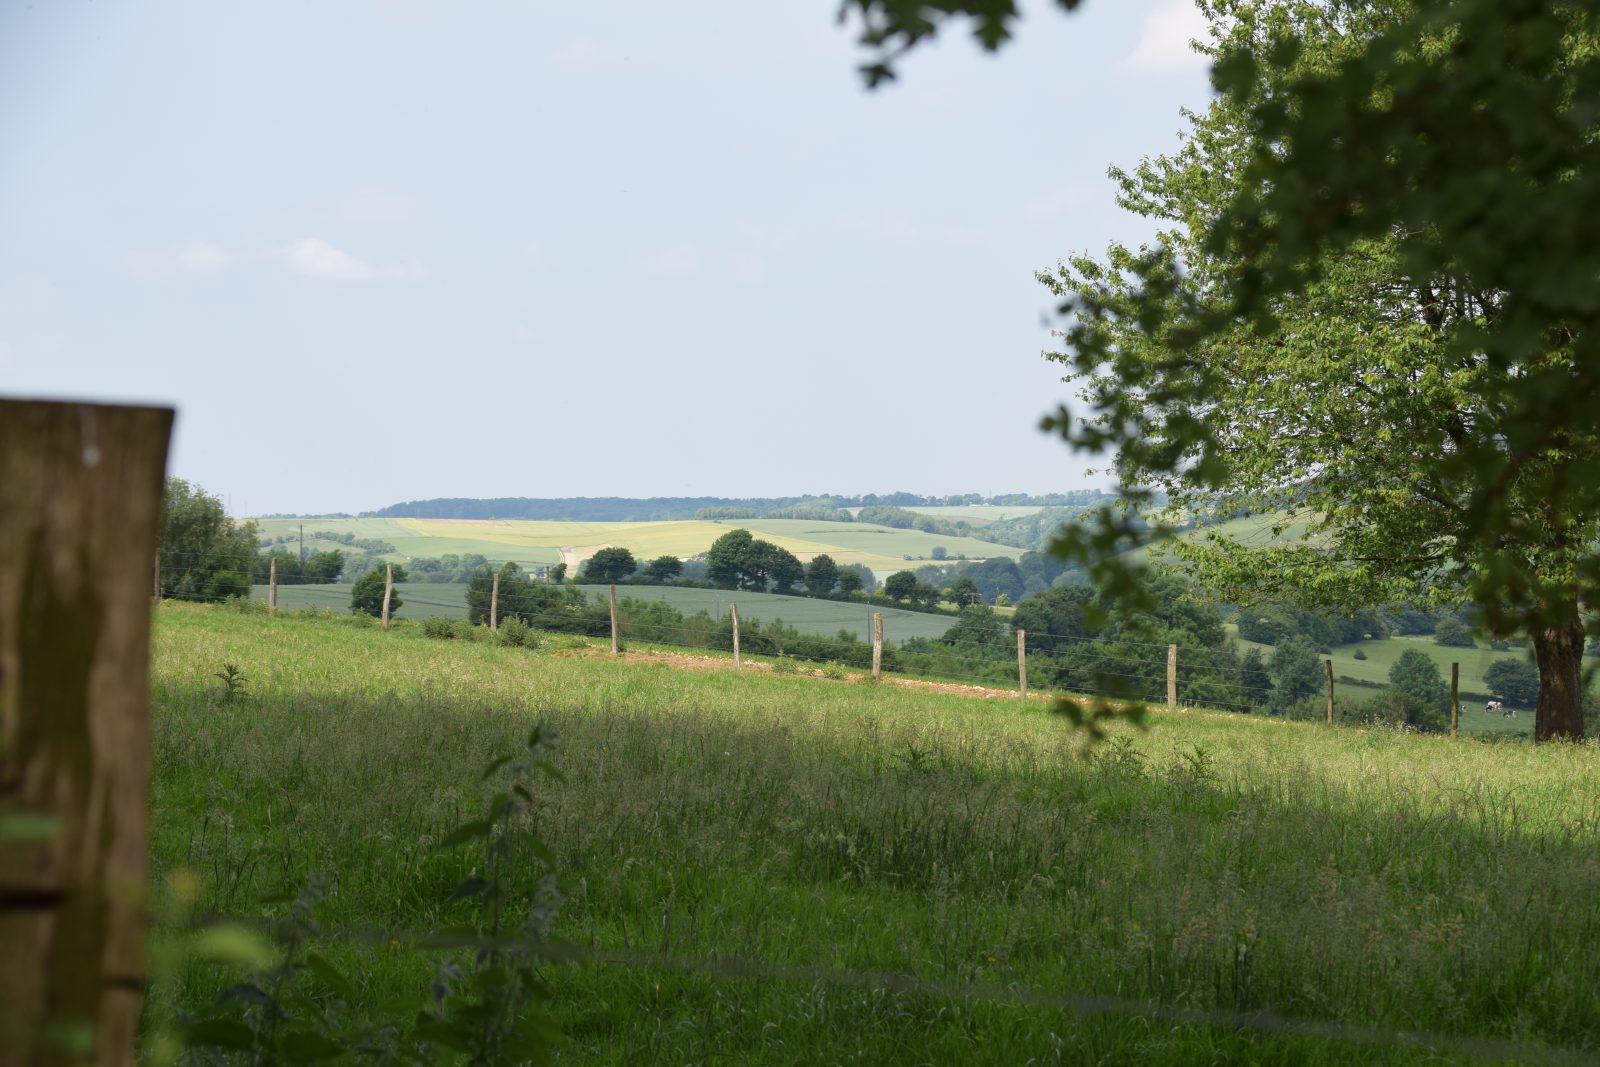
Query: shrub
[
  {"left": 497, "top": 616, "right": 533, "bottom": 648},
  {"left": 1433, "top": 617, "right": 1476, "bottom": 648},
  {"left": 1352, "top": 648, "right": 1367, "bottom": 660},
  {"left": 422, "top": 616, "right": 457, "bottom": 640}
]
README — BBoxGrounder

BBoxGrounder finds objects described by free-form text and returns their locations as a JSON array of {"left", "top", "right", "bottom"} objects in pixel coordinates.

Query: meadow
[
  {"left": 147, "top": 603, "right": 1600, "bottom": 1064},
  {"left": 247, "top": 583, "right": 958, "bottom": 642},
  {"left": 254, "top": 517, "right": 1021, "bottom": 577}
]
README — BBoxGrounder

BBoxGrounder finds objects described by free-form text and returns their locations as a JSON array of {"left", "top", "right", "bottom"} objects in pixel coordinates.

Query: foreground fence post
[
  {"left": 609, "top": 584, "right": 619, "bottom": 656},
  {"left": 152, "top": 552, "right": 160, "bottom": 603},
  {"left": 1167, "top": 644, "right": 1177, "bottom": 710},
  {"left": 1325, "top": 660, "right": 1335, "bottom": 725},
  {"left": 730, "top": 603, "right": 741, "bottom": 669},
  {"left": 381, "top": 564, "right": 393, "bottom": 629},
  {"left": 1451, "top": 662, "right": 1460, "bottom": 737},
  {"left": 1017, "top": 629, "right": 1028, "bottom": 698},
  {"left": 490, "top": 571, "right": 499, "bottom": 632},
  {"left": 268, "top": 556, "right": 278, "bottom": 612},
  {"left": 0, "top": 398, "right": 174, "bottom": 1067},
  {"left": 872, "top": 613, "right": 883, "bottom": 681}
]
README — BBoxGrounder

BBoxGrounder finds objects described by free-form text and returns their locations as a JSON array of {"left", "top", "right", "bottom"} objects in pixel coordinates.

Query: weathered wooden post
[
  {"left": 1451, "top": 662, "right": 1460, "bottom": 737},
  {"left": 1017, "top": 629, "right": 1028, "bottom": 698},
  {"left": 381, "top": 563, "right": 393, "bottom": 629},
  {"left": 1325, "top": 660, "right": 1335, "bottom": 725},
  {"left": 1167, "top": 644, "right": 1177, "bottom": 710},
  {"left": 872, "top": 612, "right": 883, "bottom": 681},
  {"left": 730, "top": 603, "right": 741, "bottom": 669},
  {"left": 268, "top": 556, "right": 277, "bottom": 612},
  {"left": 0, "top": 398, "right": 173, "bottom": 1067},
  {"left": 490, "top": 571, "right": 499, "bottom": 632},
  {"left": 609, "top": 584, "right": 619, "bottom": 656}
]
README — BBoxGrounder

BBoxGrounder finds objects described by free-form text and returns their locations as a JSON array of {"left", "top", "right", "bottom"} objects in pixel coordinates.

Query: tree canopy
[
  {"left": 844, "top": 0, "right": 1600, "bottom": 741},
  {"left": 159, "top": 478, "right": 257, "bottom": 603}
]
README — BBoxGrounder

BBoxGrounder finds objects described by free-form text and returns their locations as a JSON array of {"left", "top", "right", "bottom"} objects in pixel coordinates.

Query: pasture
[
  {"left": 247, "top": 583, "right": 958, "bottom": 642},
  {"left": 147, "top": 603, "right": 1600, "bottom": 1064},
  {"left": 1228, "top": 625, "right": 1556, "bottom": 735}
]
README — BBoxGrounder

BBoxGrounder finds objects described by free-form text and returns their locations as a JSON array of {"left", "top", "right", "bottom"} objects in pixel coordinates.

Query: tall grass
[{"left": 148, "top": 603, "right": 1600, "bottom": 1064}]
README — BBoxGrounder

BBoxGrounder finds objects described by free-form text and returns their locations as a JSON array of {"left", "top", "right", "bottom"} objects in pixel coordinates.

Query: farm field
[
  {"left": 844, "top": 504, "right": 1048, "bottom": 525},
  {"left": 247, "top": 583, "right": 959, "bottom": 641},
  {"left": 249, "top": 517, "right": 1021, "bottom": 577},
  {"left": 147, "top": 603, "right": 1600, "bottom": 1064}
]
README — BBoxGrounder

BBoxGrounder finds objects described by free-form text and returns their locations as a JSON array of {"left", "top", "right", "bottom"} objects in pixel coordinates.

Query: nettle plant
[{"left": 172, "top": 726, "right": 565, "bottom": 1065}]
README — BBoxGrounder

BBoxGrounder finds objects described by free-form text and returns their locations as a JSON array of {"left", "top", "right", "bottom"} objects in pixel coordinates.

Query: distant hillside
[{"left": 363, "top": 492, "right": 1111, "bottom": 523}]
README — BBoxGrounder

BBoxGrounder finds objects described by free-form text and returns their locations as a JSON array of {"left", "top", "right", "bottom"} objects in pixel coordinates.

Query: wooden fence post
[
  {"left": 609, "top": 584, "right": 619, "bottom": 656},
  {"left": 1451, "top": 662, "right": 1460, "bottom": 737},
  {"left": 381, "top": 564, "right": 393, "bottom": 629},
  {"left": 1325, "top": 660, "right": 1335, "bottom": 725},
  {"left": 730, "top": 603, "right": 741, "bottom": 669},
  {"left": 0, "top": 398, "right": 174, "bottom": 1067},
  {"left": 152, "top": 551, "right": 160, "bottom": 603},
  {"left": 1017, "top": 629, "right": 1028, "bottom": 698},
  {"left": 268, "top": 556, "right": 277, "bottom": 612},
  {"left": 1167, "top": 644, "right": 1177, "bottom": 710},
  {"left": 872, "top": 612, "right": 883, "bottom": 681},
  {"left": 490, "top": 571, "right": 499, "bottom": 632}
]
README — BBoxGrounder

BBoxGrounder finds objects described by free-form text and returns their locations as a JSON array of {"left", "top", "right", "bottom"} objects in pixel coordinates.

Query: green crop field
[
  {"left": 246, "top": 516, "right": 1020, "bottom": 577},
  {"left": 843, "top": 505, "right": 1048, "bottom": 525},
  {"left": 248, "top": 583, "right": 959, "bottom": 642},
  {"left": 146, "top": 603, "right": 1600, "bottom": 1064}
]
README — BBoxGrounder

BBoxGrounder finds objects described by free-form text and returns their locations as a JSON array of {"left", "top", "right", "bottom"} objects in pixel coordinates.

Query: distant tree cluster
[
  {"left": 707, "top": 529, "right": 805, "bottom": 592},
  {"left": 251, "top": 549, "right": 345, "bottom": 586}
]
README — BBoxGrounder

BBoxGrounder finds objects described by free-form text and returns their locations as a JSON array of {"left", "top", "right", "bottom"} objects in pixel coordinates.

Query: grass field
[
  {"left": 248, "top": 583, "right": 959, "bottom": 642},
  {"left": 249, "top": 517, "right": 1020, "bottom": 577},
  {"left": 147, "top": 603, "right": 1600, "bottom": 1064}
]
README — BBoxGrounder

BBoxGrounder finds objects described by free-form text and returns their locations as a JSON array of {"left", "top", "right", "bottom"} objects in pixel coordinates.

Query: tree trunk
[
  {"left": 0, "top": 399, "right": 173, "bottom": 1067},
  {"left": 1531, "top": 606, "right": 1586, "bottom": 742}
]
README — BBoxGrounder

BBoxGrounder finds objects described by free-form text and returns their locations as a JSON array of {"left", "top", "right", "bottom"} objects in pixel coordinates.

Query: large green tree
[
  {"left": 805, "top": 553, "right": 839, "bottom": 596},
  {"left": 581, "top": 547, "right": 638, "bottom": 584},
  {"left": 350, "top": 563, "right": 406, "bottom": 618},
  {"left": 840, "top": 1, "right": 1600, "bottom": 743},
  {"left": 1037, "top": 0, "right": 1598, "bottom": 740},
  {"left": 159, "top": 478, "right": 257, "bottom": 602}
]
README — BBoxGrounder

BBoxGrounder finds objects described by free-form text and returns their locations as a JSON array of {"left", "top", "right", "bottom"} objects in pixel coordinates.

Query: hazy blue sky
[{"left": 0, "top": 0, "right": 1212, "bottom": 516}]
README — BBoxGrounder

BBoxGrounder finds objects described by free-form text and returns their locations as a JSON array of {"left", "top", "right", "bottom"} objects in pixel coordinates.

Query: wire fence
[{"left": 153, "top": 550, "right": 1288, "bottom": 713}]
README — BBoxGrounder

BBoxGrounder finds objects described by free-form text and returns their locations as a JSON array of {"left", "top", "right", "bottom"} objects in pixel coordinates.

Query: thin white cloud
[
  {"left": 179, "top": 241, "right": 230, "bottom": 271},
  {"left": 286, "top": 238, "right": 373, "bottom": 280},
  {"left": 1122, "top": 0, "right": 1210, "bottom": 75}
]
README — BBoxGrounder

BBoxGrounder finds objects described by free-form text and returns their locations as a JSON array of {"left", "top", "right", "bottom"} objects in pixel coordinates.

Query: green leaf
[
  {"left": 479, "top": 754, "right": 513, "bottom": 781},
  {"left": 436, "top": 820, "right": 491, "bottom": 849},
  {"left": 305, "top": 953, "right": 358, "bottom": 1001},
  {"left": 184, "top": 1018, "right": 256, "bottom": 1050},
  {"left": 193, "top": 924, "right": 279, "bottom": 970},
  {"left": 281, "top": 1029, "right": 347, "bottom": 1062}
]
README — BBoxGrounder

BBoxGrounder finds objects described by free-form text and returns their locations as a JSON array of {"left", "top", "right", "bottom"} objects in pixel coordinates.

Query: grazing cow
[{"left": 1486, "top": 700, "right": 1505, "bottom": 715}]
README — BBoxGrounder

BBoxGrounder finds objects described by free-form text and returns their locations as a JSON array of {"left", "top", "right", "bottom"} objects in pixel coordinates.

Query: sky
[{"left": 0, "top": 0, "right": 1213, "bottom": 516}]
